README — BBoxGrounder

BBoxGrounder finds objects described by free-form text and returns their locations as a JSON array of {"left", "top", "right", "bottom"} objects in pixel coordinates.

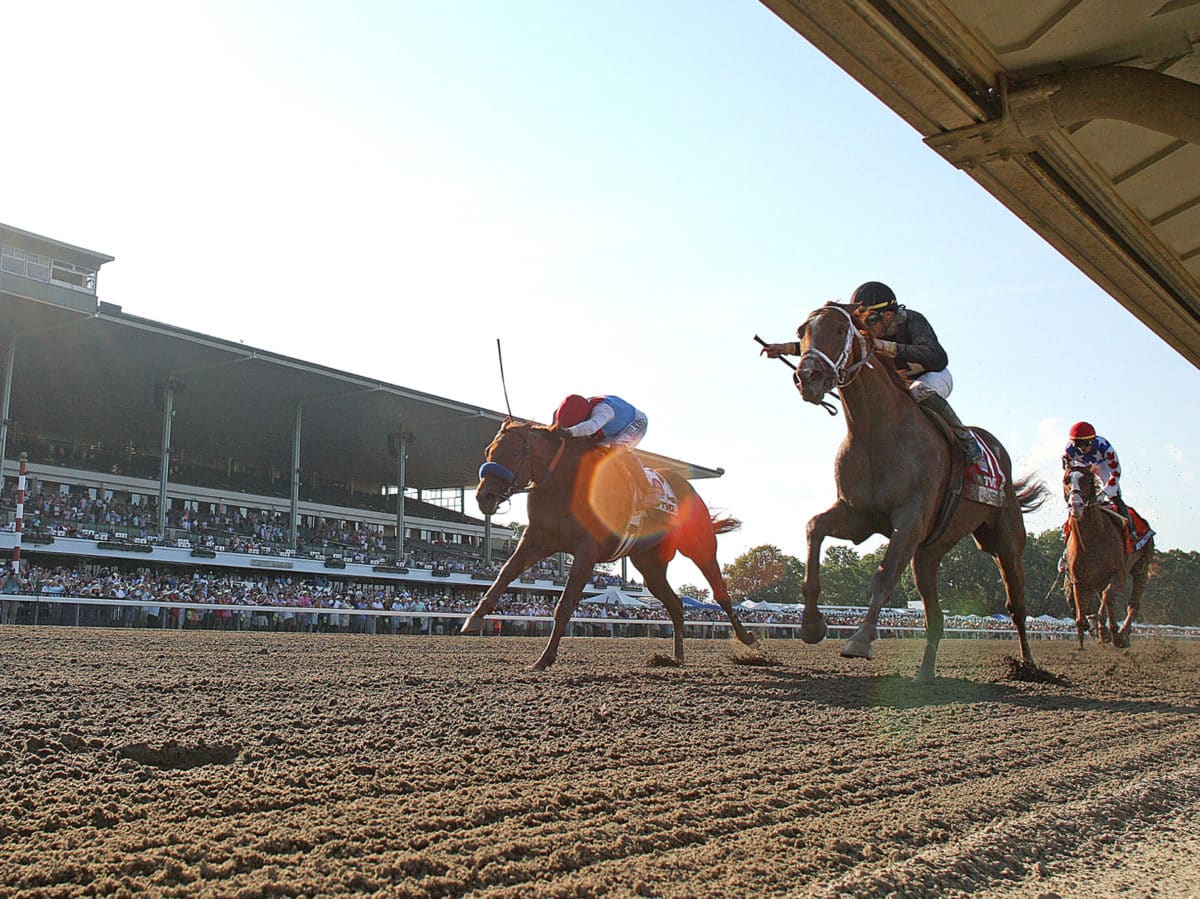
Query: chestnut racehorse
[
  {"left": 463, "top": 421, "right": 756, "bottom": 669},
  {"left": 1062, "top": 466, "right": 1153, "bottom": 649},
  {"left": 783, "top": 302, "right": 1049, "bottom": 683}
]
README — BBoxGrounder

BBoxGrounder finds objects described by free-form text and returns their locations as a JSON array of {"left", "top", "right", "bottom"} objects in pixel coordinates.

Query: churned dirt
[{"left": 2, "top": 627, "right": 1199, "bottom": 898}]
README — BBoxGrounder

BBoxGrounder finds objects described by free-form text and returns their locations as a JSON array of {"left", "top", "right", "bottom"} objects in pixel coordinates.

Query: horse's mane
[{"left": 824, "top": 302, "right": 911, "bottom": 399}]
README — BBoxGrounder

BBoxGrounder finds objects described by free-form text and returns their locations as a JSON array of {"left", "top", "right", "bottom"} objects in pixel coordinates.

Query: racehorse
[
  {"left": 784, "top": 302, "right": 1049, "bottom": 683},
  {"left": 1062, "top": 465, "right": 1153, "bottom": 649},
  {"left": 463, "top": 420, "right": 756, "bottom": 669}
]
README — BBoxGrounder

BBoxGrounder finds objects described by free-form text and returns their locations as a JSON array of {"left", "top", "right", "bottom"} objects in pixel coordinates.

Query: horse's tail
[
  {"left": 1013, "top": 473, "right": 1050, "bottom": 513},
  {"left": 711, "top": 515, "right": 741, "bottom": 535}
]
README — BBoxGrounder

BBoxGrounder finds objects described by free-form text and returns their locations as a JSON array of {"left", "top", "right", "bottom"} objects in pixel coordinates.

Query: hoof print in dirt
[
  {"left": 647, "top": 653, "right": 681, "bottom": 668},
  {"left": 1003, "top": 657, "right": 1070, "bottom": 685},
  {"left": 729, "top": 643, "right": 781, "bottom": 667},
  {"left": 117, "top": 740, "right": 240, "bottom": 770}
]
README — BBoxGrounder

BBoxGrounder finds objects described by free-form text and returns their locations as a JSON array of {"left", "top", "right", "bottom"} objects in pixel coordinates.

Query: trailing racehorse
[
  {"left": 463, "top": 420, "right": 756, "bottom": 669},
  {"left": 1062, "top": 465, "right": 1154, "bottom": 649},
  {"left": 774, "top": 302, "right": 1049, "bottom": 683}
]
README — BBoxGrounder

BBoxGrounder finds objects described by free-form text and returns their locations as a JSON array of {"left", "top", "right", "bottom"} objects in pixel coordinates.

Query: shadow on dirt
[{"left": 732, "top": 669, "right": 1199, "bottom": 717}]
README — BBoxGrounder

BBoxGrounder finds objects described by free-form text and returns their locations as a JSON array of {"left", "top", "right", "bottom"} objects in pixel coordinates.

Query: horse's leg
[
  {"left": 695, "top": 556, "right": 755, "bottom": 647},
  {"left": 1101, "top": 575, "right": 1128, "bottom": 649},
  {"left": 1119, "top": 544, "right": 1153, "bottom": 647},
  {"left": 803, "top": 502, "right": 877, "bottom": 645},
  {"left": 532, "top": 549, "right": 597, "bottom": 671},
  {"left": 983, "top": 518, "right": 1036, "bottom": 669},
  {"left": 909, "top": 546, "right": 945, "bottom": 685},
  {"left": 461, "top": 536, "right": 548, "bottom": 635},
  {"left": 631, "top": 551, "right": 687, "bottom": 663},
  {"left": 842, "top": 509, "right": 925, "bottom": 661},
  {"left": 674, "top": 507, "right": 756, "bottom": 648},
  {"left": 1073, "top": 586, "right": 1092, "bottom": 650}
]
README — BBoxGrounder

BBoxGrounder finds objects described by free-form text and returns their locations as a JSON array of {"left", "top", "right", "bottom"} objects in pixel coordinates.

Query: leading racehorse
[
  {"left": 777, "top": 302, "right": 1049, "bottom": 683},
  {"left": 463, "top": 420, "right": 756, "bottom": 669},
  {"left": 1062, "top": 465, "right": 1154, "bottom": 649}
]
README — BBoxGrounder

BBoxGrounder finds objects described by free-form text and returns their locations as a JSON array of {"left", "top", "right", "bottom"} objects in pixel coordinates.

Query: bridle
[
  {"left": 477, "top": 425, "right": 567, "bottom": 504},
  {"left": 797, "top": 304, "right": 876, "bottom": 414},
  {"left": 1065, "top": 466, "right": 1100, "bottom": 519}
]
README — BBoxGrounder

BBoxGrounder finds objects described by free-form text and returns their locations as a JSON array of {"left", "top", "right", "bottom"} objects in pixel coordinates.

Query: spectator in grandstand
[{"left": 1, "top": 568, "right": 23, "bottom": 624}]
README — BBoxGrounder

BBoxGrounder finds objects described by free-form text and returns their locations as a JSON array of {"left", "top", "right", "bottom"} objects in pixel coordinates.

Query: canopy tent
[
  {"left": 580, "top": 587, "right": 652, "bottom": 609},
  {"left": 681, "top": 596, "right": 722, "bottom": 611}
]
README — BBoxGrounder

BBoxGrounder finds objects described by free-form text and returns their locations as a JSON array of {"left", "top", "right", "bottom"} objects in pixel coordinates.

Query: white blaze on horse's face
[
  {"left": 1067, "top": 469, "right": 1088, "bottom": 520},
  {"left": 796, "top": 304, "right": 865, "bottom": 404}
]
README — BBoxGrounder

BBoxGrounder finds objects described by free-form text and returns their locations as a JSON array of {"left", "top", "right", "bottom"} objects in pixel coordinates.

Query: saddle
[
  {"left": 918, "top": 410, "right": 1006, "bottom": 547},
  {"left": 1074, "top": 503, "right": 1155, "bottom": 554},
  {"left": 599, "top": 465, "right": 679, "bottom": 564}
]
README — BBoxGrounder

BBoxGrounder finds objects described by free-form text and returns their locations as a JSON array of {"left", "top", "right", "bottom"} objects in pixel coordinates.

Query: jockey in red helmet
[
  {"left": 552, "top": 394, "right": 657, "bottom": 512},
  {"left": 1063, "top": 421, "right": 1133, "bottom": 530}
]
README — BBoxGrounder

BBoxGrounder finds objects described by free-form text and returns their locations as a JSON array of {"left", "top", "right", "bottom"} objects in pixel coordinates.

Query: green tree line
[{"left": 717, "top": 533, "right": 1200, "bottom": 625}]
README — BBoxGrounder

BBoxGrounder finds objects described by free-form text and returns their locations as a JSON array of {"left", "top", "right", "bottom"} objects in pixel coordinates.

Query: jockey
[
  {"left": 851, "top": 282, "right": 983, "bottom": 463},
  {"left": 1062, "top": 421, "right": 1134, "bottom": 531},
  {"left": 552, "top": 394, "right": 657, "bottom": 511}
]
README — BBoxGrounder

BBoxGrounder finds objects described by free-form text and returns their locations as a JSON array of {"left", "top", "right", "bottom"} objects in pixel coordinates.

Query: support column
[
  {"left": 0, "top": 335, "right": 15, "bottom": 475},
  {"left": 290, "top": 402, "right": 302, "bottom": 551},
  {"left": 395, "top": 429, "right": 408, "bottom": 564},
  {"left": 484, "top": 515, "right": 492, "bottom": 564},
  {"left": 12, "top": 452, "right": 26, "bottom": 575},
  {"left": 157, "top": 380, "right": 175, "bottom": 539}
]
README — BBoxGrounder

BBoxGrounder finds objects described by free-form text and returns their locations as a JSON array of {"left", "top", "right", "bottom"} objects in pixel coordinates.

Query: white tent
[{"left": 580, "top": 586, "right": 652, "bottom": 609}]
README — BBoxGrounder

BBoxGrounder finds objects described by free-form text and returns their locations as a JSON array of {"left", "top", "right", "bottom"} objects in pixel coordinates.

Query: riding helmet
[
  {"left": 1069, "top": 421, "right": 1096, "bottom": 442},
  {"left": 554, "top": 394, "right": 591, "bottom": 428},
  {"left": 850, "top": 281, "right": 897, "bottom": 312}
]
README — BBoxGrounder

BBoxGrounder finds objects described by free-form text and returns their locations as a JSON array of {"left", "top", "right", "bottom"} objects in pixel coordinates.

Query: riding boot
[
  {"left": 619, "top": 449, "right": 658, "bottom": 512},
  {"left": 1110, "top": 493, "right": 1136, "bottom": 534},
  {"left": 917, "top": 394, "right": 984, "bottom": 463}
]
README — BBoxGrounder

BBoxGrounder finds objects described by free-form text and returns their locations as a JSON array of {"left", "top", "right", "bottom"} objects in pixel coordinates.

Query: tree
[
  {"left": 817, "top": 545, "right": 873, "bottom": 607},
  {"left": 677, "top": 583, "right": 711, "bottom": 601},
  {"left": 722, "top": 544, "right": 805, "bottom": 603}
]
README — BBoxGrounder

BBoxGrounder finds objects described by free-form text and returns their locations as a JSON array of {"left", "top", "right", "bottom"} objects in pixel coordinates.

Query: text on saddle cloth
[
  {"left": 963, "top": 431, "right": 1006, "bottom": 508},
  {"left": 600, "top": 470, "right": 680, "bottom": 563}
]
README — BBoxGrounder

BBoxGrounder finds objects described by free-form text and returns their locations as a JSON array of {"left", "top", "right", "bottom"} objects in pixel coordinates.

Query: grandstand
[{"left": 0, "top": 222, "right": 723, "bottom": 603}]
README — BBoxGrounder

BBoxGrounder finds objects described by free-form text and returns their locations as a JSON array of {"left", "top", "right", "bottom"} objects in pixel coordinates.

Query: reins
[{"left": 797, "top": 305, "right": 876, "bottom": 414}]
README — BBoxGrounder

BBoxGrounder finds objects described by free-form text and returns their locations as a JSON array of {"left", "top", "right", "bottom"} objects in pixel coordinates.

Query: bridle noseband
[
  {"left": 797, "top": 305, "right": 875, "bottom": 414},
  {"left": 478, "top": 427, "right": 567, "bottom": 504},
  {"left": 1065, "top": 467, "right": 1099, "bottom": 518}
]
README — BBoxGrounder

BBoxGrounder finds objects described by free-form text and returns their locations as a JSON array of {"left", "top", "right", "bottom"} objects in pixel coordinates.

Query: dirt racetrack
[{"left": 2, "top": 627, "right": 1200, "bottom": 898}]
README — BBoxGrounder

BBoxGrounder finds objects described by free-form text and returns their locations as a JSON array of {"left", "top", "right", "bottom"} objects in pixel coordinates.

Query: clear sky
[{"left": 5, "top": 1, "right": 1198, "bottom": 588}]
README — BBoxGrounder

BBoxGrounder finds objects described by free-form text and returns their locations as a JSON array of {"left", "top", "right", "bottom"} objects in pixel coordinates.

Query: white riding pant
[
  {"left": 908, "top": 368, "right": 953, "bottom": 402},
  {"left": 599, "top": 412, "right": 648, "bottom": 448}
]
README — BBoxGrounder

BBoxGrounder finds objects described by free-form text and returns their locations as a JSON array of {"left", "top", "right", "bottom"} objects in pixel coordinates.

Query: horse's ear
[{"left": 795, "top": 321, "right": 807, "bottom": 341}]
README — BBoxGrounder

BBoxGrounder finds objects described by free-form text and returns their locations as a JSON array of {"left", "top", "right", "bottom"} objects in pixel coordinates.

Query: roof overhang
[
  {"left": 760, "top": 0, "right": 1200, "bottom": 368},
  {"left": 0, "top": 288, "right": 723, "bottom": 490}
]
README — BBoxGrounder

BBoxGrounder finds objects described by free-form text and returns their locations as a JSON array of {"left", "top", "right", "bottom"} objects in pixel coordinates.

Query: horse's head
[
  {"left": 792, "top": 302, "right": 871, "bottom": 405},
  {"left": 476, "top": 420, "right": 564, "bottom": 516},
  {"left": 1063, "top": 465, "right": 1099, "bottom": 521}
]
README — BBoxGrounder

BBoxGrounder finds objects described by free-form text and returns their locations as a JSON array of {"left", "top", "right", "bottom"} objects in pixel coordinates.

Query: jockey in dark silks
[{"left": 849, "top": 281, "right": 983, "bottom": 464}]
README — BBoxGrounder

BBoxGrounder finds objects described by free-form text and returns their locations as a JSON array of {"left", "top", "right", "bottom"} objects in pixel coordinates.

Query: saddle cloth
[
  {"left": 964, "top": 430, "right": 1006, "bottom": 508},
  {"left": 1062, "top": 504, "right": 1154, "bottom": 555},
  {"left": 601, "top": 468, "right": 679, "bottom": 563}
]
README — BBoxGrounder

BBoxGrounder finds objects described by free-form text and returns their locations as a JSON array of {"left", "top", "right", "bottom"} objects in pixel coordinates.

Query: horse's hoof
[
  {"left": 841, "top": 638, "right": 872, "bottom": 660},
  {"left": 913, "top": 670, "right": 934, "bottom": 686},
  {"left": 530, "top": 658, "right": 553, "bottom": 671},
  {"left": 800, "top": 616, "right": 827, "bottom": 645},
  {"left": 460, "top": 618, "right": 483, "bottom": 636}
]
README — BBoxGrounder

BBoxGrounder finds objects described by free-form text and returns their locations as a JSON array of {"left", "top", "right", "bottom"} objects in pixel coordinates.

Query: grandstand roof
[
  {"left": 1, "top": 227, "right": 723, "bottom": 491},
  {"left": 762, "top": 0, "right": 1200, "bottom": 369}
]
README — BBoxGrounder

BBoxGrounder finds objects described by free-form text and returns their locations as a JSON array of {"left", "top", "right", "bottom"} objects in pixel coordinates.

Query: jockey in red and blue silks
[
  {"left": 1062, "top": 421, "right": 1134, "bottom": 531},
  {"left": 553, "top": 395, "right": 647, "bottom": 447},
  {"left": 553, "top": 394, "right": 656, "bottom": 510},
  {"left": 1062, "top": 422, "right": 1121, "bottom": 500}
]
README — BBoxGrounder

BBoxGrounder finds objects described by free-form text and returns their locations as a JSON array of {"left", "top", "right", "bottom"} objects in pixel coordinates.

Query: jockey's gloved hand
[{"left": 876, "top": 340, "right": 898, "bottom": 356}]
